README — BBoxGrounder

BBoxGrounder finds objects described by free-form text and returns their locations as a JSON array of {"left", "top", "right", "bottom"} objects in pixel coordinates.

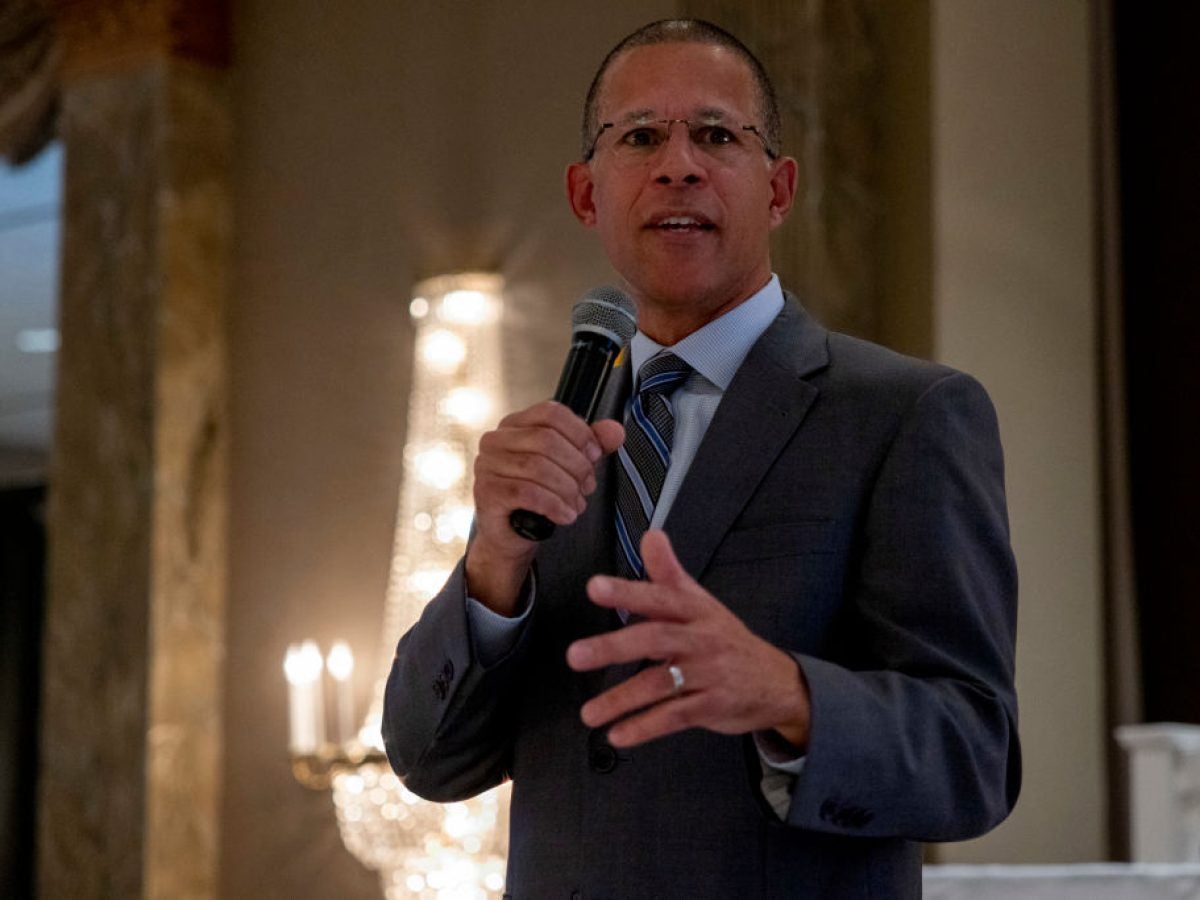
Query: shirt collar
[{"left": 630, "top": 274, "right": 785, "bottom": 391}]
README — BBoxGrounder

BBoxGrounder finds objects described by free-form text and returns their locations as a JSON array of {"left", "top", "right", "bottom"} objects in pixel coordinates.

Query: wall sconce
[{"left": 285, "top": 273, "right": 510, "bottom": 898}]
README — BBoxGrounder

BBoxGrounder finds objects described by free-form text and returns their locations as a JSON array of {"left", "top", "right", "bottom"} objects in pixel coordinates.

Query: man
[{"left": 384, "top": 19, "right": 1019, "bottom": 898}]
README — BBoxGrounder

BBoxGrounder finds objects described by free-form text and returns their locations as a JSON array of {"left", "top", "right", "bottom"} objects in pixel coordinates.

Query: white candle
[
  {"left": 283, "top": 641, "right": 326, "bottom": 753},
  {"left": 327, "top": 641, "right": 355, "bottom": 745}
]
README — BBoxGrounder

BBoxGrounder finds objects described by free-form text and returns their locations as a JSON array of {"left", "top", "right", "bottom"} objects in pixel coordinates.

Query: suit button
[
  {"left": 587, "top": 728, "right": 620, "bottom": 773},
  {"left": 588, "top": 744, "right": 617, "bottom": 773},
  {"left": 432, "top": 658, "right": 454, "bottom": 701}
]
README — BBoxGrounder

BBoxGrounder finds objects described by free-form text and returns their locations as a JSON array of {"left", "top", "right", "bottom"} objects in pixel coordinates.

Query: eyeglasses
[{"left": 584, "top": 117, "right": 779, "bottom": 163}]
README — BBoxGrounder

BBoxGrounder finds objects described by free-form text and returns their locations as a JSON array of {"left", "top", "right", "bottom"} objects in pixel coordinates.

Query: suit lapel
[{"left": 663, "top": 297, "right": 829, "bottom": 581}]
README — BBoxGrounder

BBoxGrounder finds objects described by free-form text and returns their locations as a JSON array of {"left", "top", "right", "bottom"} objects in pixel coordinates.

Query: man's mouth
[{"left": 648, "top": 215, "right": 716, "bottom": 232}]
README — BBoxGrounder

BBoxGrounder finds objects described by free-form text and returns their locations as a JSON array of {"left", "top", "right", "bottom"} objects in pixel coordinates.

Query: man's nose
[{"left": 651, "top": 122, "right": 705, "bottom": 185}]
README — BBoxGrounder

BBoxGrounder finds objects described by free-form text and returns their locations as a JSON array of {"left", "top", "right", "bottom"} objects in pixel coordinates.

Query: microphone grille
[{"left": 571, "top": 286, "right": 637, "bottom": 344}]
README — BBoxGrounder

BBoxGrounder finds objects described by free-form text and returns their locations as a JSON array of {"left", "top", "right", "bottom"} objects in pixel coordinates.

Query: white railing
[
  {"left": 922, "top": 724, "right": 1200, "bottom": 898},
  {"left": 924, "top": 863, "right": 1200, "bottom": 899},
  {"left": 1117, "top": 723, "right": 1200, "bottom": 863}
]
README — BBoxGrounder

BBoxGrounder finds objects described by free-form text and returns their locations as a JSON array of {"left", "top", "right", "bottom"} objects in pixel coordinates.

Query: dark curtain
[
  {"left": 1114, "top": 2, "right": 1200, "bottom": 723},
  {"left": 0, "top": 485, "right": 46, "bottom": 899}
]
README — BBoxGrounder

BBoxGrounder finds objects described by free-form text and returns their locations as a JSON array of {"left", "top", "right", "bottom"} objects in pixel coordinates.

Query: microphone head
[{"left": 570, "top": 286, "right": 637, "bottom": 347}]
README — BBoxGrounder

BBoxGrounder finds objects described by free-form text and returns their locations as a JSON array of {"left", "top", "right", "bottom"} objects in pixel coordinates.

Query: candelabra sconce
[
  {"left": 290, "top": 746, "right": 390, "bottom": 791},
  {"left": 283, "top": 273, "right": 511, "bottom": 899},
  {"left": 284, "top": 639, "right": 387, "bottom": 789}
]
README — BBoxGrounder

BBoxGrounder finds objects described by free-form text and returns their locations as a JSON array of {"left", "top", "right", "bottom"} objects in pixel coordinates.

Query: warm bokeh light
[
  {"left": 407, "top": 568, "right": 452, "bottom": 597},
  {"left": 411, "top": 443, "right": 465, "bottom": 490},
  {"left": 440, "top": 387, "right": 493, "bottom": 427},
  {"left": 439, "top": 289, "right": 494, "bottom": 325},
  {"left": 327, "top": 641, "right": 354, "bottom": 682},
  {"left": 435, "top": 506, "right": 474, "bottom": 544},
  {"left": 420, "top": 329, "right": 466, "bottom": 373},
  {"left": 284, "top": 640, "right": 323, "bottom": 685}
]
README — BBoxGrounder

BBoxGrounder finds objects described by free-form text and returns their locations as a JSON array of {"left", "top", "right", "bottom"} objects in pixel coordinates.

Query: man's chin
[{"left": 628, "top": 270, "right": 738, "bottom": 309}]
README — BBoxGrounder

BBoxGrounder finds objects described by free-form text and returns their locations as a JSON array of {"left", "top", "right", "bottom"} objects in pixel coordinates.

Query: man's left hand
[{"left": 566, "top": 530, "right": 811, "bottom": 749}]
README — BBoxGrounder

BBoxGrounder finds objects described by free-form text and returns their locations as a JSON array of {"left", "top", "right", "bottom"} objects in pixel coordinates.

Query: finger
[
  {"left": 607, "top": 693, "right": 711, "bottom": 748},
  {"left": 505, "top": 401, "right": 606, "bottom": 461},
  {"left": 591, "top": 419, "right": 625, "bottom": 456},
  {"left": 566, "top": 621, "right": 689, "bottom": 671},
  {"left": 579, "top": 663, "right": 699, "bottom": 728},
  {"left": 640, "top": 529, "right": 691, "bottom": 589},
  {"left": 483, "top": 422, "right": 598, "bottom": 487},
  {"left": 478, "top": 448, "right": 589, "bottom": 510},
  {"left": 477, "top": 475, "right": 581, "bottom": 526},
  {"left": 585, "top": 573, "right": 696, "bottom": 622}
]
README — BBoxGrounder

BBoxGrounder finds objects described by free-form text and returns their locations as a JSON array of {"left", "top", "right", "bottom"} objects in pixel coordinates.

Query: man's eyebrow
[
  {"left": 610, "top": 108, "right": 657, "bottom": 125},
  {"left": 608, "top": 106, "right": 736, "bottom": 125}
]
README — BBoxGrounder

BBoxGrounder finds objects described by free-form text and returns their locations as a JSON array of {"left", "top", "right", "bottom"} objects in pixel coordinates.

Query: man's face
[{"left": 567, "top": 42, "right": 797, "bottom": 337}]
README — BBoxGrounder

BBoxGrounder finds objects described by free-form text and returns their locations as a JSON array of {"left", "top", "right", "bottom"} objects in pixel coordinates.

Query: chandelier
[{"left": 284, "top": 273, "right": 511, "bottom": 899}]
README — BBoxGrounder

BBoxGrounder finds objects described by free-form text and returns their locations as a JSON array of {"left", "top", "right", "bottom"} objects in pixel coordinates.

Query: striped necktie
[{"left": 614, "top": 351, "right": 692, "bottom": 580}]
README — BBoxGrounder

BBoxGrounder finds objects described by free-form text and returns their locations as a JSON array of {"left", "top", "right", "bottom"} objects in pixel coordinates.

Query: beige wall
[
  {"left": 929, "top": 0, "right": 1105, "bottom": 863},
  {"left": 222, "top": 2, "right": 672, "bottom": 897}
]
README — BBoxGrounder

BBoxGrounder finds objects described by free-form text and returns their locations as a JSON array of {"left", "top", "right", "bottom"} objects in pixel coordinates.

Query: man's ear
[
  {"left": 566, "top": 162, "right": 598, "bottom": 227},
  {"left": 767, "top": 156, "right": 799, "bottom": 229}
]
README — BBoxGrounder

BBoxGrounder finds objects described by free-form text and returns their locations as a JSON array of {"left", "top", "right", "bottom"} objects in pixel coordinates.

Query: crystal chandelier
[{"left": 285, "top": 273, "right": 511, "bottom": 899}]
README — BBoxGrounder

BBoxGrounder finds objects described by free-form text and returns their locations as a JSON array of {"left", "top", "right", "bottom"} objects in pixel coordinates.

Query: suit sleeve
[
  {"left": 381, "top": 559, "right": 534, "bottom": 802},
  {"left": 784, "top": 371, "right": 1021, "bottom": 841}
]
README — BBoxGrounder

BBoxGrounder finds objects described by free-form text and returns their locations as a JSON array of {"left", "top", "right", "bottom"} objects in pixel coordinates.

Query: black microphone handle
[{"left": 509, "top": 335, "right": 622, "bottom": 541}]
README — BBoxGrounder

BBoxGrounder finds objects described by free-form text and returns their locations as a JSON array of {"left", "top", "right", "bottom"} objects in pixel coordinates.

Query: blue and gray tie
[{"left": 614, "top": 352, "right": 692, "bottom": 580}]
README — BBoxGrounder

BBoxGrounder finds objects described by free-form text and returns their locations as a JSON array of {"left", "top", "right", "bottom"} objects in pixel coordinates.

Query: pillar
[{"left": 37, "top": 1, "right": 231, "bottom": 897}]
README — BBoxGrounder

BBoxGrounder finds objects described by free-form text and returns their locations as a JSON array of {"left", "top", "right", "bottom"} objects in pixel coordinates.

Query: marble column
[
  {"left": 680, "top": 0, "right": 883, "bottom": 340},
  {"left": 37, "top": 2, "right": 231, "bottom": 898}
]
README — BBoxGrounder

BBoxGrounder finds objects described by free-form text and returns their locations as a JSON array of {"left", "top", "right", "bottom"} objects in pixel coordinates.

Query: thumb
[
  {"left": 592, "top": 419, "right": 625, "bottom": 456},
  {"left": 640, "top": 529, "right": 690, "bottom": 588}
]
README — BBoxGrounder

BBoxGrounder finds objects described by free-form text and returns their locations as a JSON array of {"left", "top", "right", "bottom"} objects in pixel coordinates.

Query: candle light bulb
[
  {"left": 327, "top": 641, "right": 354, "bottom": 682},
  {"left": 326, "top": 640, "right": 356, "bottom": 746},
  {"left": 283, "top": 644, "right": 299, "bottom": 681},
  {"left": 284, "top": 639, "right": 325, "bottom": 753},
  {"left": 284, "top": 642, "right": 321, "bottom": 685},
  {"left": 298, "top": 640, "right": 324, "bottom": 681}
]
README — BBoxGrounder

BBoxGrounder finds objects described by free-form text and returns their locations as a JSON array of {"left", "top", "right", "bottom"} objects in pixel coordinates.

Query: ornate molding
[
  {"left": 0, "top": 0, "right": 60, "bottom": 162},
  {"left": 48, "top": 0, "right": 230, "bottom": 80}
]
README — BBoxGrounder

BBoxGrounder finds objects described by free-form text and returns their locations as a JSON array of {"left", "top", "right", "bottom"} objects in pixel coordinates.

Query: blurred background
[{"left": 1, "top": 0, "right": 1197, "bottom": 897}]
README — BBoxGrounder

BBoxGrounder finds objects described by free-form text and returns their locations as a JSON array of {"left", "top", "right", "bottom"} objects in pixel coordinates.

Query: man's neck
[{"left": 634, "top": 277, "right": 772, "bottom": 345}]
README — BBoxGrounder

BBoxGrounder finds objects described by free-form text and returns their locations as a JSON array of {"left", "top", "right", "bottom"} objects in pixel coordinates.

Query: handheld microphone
[{"left": 509, "top": 286, "right": 637, "bottom": 541}]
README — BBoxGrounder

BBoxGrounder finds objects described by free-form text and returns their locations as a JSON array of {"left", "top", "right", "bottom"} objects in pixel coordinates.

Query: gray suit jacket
[{"left": 384, "top": 297, "right": 1020, "bottom": 899}]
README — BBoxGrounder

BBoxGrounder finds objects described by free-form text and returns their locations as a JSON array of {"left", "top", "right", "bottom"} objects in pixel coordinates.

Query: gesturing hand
[{"left": 566, "top": 530, "right": 811, "bottom": 749}]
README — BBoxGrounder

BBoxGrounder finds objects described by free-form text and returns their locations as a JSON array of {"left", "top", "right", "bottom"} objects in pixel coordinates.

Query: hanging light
[{"left": 286, "top": 273, "right": 510, "bottom": 899}]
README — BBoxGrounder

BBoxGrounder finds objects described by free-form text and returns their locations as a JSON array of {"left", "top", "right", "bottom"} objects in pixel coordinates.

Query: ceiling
[{"left": 0, "top": 143, "right": 61, "bottom": 487}]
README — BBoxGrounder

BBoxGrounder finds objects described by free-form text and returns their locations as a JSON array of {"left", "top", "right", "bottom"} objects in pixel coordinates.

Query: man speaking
[{"left": 384, "top": 19, "right": 1019, "bottom": 898}]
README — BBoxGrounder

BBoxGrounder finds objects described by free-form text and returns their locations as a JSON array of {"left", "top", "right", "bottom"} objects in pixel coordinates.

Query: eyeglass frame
[{"left": 583, "top": 117, "right": 780, "bottom": 163}]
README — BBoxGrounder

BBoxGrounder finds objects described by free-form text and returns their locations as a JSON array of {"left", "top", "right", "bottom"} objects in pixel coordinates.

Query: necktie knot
[{"left": 636, "top": 352, "right": 692, "bottom": 400}]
